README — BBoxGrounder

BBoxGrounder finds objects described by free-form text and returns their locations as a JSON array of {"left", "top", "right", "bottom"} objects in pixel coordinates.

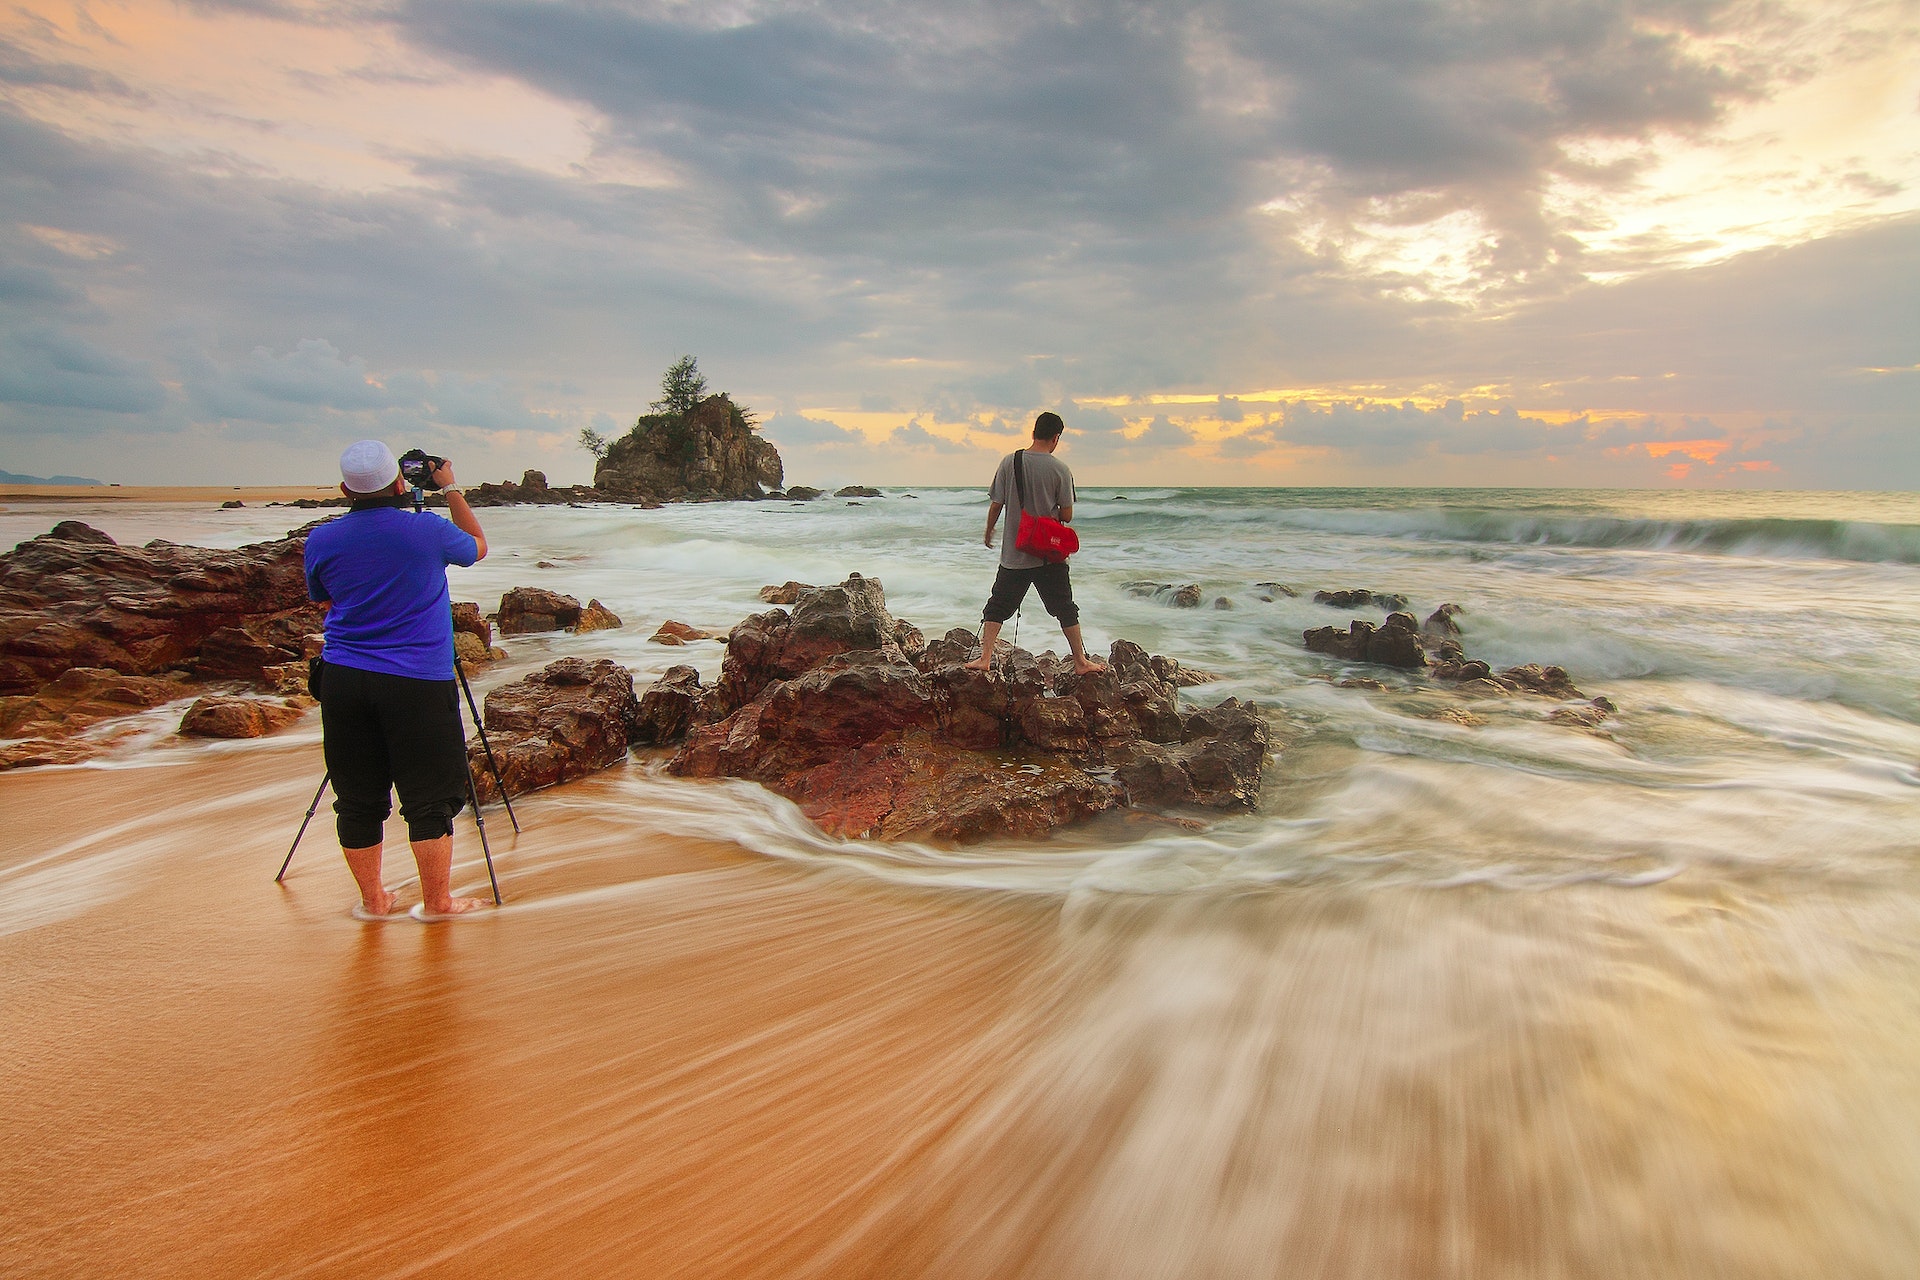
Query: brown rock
[
  {"left": 1171, "top": 584, "right": 1203, "bottom": 608},
  {"left": 1423, "top": 603, "right": 1463, "bottom": 639},
  {"left": 452, "top": 601, "right": 493, "bottom": 647},
  {"left": 1303, "top": 615, "right": 1427, "bottom": 669},
  {"left": 453, "top": 632, "right": 494, "bottom": 666},
  {"left": 179, "top": 696, "right": 304, "bottom": 739},
  {"left": 650, "top": 620, "right": 712, "bottom": 644},
  {"left": 468, "top": 657, "right": 642, "bottom": 802},
  {"left": 758, "top": 581, "right": 815, "bottom": 605},
  {"left": 576, "top": 599, "right": 622, "bottom": 633},
  {"left": 496, "top": 587, "right": 582, "bottom": 635},
  {"left": 668, "top": 580, "right": 1271, "bottom": 843},
  {"left": 0, "top": 519, "right": 320, "bottom": 697},
  {"left": 1495, "top": 664, "right": 1583, "bottom": 699},
  {"left": 0, "top": 667, "right": 193, "bottom": 743},
  {"left": 780, "top": 733, "right": 1118, "bottom": 841},
  {"left": 634, "top": 665, "right": 704, "bottom": 745}
]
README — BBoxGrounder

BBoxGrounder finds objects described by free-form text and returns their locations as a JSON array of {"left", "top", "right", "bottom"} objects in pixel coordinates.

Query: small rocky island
[{"left": 593, "top": 392, "right": 783, "bottom": 502}]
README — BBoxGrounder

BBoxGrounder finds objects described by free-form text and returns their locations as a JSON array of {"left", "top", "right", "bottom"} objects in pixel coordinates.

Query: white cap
[{"left": 339, "top": 439, "right": 400, "bottom": 494}]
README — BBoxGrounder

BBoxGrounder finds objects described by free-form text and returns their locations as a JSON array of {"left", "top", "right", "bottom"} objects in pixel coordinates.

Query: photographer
[{"left": 304, "top": 440, "right": 490, "bottom": 921}]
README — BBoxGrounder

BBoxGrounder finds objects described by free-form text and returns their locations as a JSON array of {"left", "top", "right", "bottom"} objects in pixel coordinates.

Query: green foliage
[
  {"left": 651, "top": 355, "right": 708, "bottom": 417},
  {"left": 578, "top": 427, "right": 609, "bottom": 458}
]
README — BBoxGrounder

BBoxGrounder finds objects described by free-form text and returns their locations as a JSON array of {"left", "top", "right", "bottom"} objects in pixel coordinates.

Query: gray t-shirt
[{"left": 989, "top": 448, "right": 1076, "bottom": 569}]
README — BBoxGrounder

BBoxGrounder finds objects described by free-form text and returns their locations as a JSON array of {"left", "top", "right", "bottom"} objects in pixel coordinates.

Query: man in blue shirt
[{"left": 304, "top": 439, "right": 490, "bottom": 921}]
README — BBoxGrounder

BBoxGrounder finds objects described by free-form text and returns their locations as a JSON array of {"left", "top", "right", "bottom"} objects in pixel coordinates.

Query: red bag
[{"left": 1011, "top": 449, "right": 1079, "bottom": 563}]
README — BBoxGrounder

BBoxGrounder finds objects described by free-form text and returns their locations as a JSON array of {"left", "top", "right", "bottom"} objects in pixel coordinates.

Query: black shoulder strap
[{"left": 1011, "top": 448, "right": 1027, "bottom": 514}]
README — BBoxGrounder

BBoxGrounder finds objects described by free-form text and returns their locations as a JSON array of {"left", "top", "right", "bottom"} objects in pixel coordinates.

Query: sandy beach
[{"left": 7, "top": 728, "right": 1920, "bottom": 1278}]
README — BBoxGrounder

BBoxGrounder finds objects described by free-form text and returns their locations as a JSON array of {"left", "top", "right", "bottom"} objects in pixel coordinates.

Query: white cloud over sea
[{"left": 0, "top": 0, "right": 1914, "bottom": 488}]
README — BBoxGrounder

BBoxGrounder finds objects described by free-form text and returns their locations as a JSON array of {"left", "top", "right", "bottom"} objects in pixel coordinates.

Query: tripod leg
[
  {"left": 464, "top": 761, "right": 503, "bottom": 905},
  {"left": 456, "top": 658, "right": 521, "bottom": 833},
  {"left": 277, "top": 773, "right": 330, "bottom": 882}
]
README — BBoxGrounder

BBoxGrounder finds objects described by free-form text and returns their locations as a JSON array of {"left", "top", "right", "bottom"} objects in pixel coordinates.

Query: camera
[{"left": 397, "top": 448, "right": 447, "bottom": 491}]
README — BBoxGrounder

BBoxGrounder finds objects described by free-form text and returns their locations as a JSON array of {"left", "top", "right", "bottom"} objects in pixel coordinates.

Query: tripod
[{"left": 276, "top": 657, "right": 518, "bottom": 905}]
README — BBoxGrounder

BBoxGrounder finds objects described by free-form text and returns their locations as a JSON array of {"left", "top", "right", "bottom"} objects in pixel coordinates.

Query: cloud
[
  {"left": 0, "top": 1, "right": 1910, "bottom": 488},
  {"left": 762, "top": 411, "right": 863, "bottom": 448},
  {"left": 0, "top": 327, "right": 167, "bottom": 415}
]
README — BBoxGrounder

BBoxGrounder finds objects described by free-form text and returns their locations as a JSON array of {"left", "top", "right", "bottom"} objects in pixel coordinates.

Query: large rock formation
[
  {"left": 653, "top": 575, "right": 1271, "bottom": 843},
  {"left": 594, "top": 394, "right": 784, "bottom": 502},
  {"left": 0, "top": 520, "right": 321, "bottom": 696}
]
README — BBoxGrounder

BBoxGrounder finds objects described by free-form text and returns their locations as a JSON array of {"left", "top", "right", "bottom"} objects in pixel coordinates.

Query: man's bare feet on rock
[
  {"left": 1073, "top": 657, "right": 1108, "bottom": 675},
  {"left": 962, "top": 656, "right": 993, "bottom": 672}
]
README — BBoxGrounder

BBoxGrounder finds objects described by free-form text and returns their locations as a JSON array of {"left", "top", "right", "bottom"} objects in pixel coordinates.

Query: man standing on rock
[
  {"left": 303, "top": 440, "right": 490, "bottom": 921},
  {"left": 965, "top": 411, "right": 1106, "bottom": 676}
]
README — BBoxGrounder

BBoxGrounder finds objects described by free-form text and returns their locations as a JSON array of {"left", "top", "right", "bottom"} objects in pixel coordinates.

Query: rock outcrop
[
  {"left": 467, "top": 657, "right": 643, "bottom": 802},
  {"left": 651, "top": 575, "right": 1271, "bottom": 843},
  {"left": 1304, "top": 601, "right": 1616, "bottom": 724},
  {"left": 0, "top": 520, "right": 322, "bottom": 696},
  {"left": 1313, "top": 588, "right": 1410, "bottom": 611},
  {"left": 1304, "top": 612, "right": 1430, "bottom": 670},
  {"left": 594, "top": 394, "right": 784, "bottom": 502},
  {"left": 464, "top": 470, "right": 606, "bottom": 508}
]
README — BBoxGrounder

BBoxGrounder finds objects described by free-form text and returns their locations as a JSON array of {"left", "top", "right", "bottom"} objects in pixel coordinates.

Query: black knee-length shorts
[
  {"left": 317, "top": 661, "right": 468, "bottom": 847},
  {"left": 981, "top": 562, "right": 1079, "bottom": 627}
]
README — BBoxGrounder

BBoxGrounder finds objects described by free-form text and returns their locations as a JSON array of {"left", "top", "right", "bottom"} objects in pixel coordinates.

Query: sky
[{"left": 0, "top": 0, "right": 1915, "bottom": 490}]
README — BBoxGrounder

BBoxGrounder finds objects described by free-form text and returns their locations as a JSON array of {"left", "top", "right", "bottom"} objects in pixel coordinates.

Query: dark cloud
[
  {"left": 0, "top": 2, "right": 1908, "bottom": 487},
  {"left": 0, "top": 327, "right": 167, "bottom": 415}
]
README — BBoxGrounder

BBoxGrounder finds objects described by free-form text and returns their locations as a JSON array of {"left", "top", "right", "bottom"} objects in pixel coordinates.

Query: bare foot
[
  {"left": 359, "top": 889, "right": 401, "bottom": 917},
  {"left": 420, "top": 896, "right": 489, "bottom": 918},
  {"left": 1072, "top": 656, "right": 1108, "bottom": 675},
  {"left": 961, "top": 655, "right": 993, "bottom": 672}
]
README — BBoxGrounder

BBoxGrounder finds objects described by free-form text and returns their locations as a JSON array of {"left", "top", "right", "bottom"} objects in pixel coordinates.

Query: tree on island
[
  {"left": 652, "top": 355, "right": 708, "bottom": 417},
  {"left": 592, "top": 355, "right": 782, "bottom": 501}
]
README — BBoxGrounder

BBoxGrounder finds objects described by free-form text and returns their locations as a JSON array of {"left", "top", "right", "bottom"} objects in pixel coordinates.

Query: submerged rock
[
  {"left": 1313, "top": 588, "right": 1410, "bottom": 611},
  {"left": 1303, "top": 612, "right": 1429, "bottom": 670}
]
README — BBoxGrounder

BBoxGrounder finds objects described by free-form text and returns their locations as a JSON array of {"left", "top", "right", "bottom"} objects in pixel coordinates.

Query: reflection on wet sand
[{"left": 5, "top": 742, "right": 1920, "bottom": 1278}]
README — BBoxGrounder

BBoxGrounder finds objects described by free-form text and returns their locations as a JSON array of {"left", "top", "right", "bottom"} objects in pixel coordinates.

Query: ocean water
[{"left": 7, "top": 486, "right": 1919, "bottom": 897}]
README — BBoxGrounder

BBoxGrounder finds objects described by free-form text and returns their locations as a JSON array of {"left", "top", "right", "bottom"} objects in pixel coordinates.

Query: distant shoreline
[{"left": 0, "top": 484, "right": 343, "bottom": 504}]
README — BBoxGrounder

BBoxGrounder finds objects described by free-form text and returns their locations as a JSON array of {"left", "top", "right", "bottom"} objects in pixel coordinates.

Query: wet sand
[{"left": 6, "top": 736, "right": 1920, "bottom": 1277}]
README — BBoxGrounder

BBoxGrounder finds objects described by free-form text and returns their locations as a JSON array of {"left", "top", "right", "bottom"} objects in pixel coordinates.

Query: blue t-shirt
[{"left": 304, "top": 507, "right": 480, "bottom": 681}]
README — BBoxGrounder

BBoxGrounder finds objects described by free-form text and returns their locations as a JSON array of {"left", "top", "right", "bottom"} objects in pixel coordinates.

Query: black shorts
[
  {"left": 982, "top": 562, "right": 1079, "bottom": 628},
  {"left": 318, "top": 662, "right": 468, "bottom": 847}
]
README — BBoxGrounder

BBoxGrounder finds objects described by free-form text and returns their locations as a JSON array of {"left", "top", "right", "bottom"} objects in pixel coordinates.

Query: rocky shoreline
[{"left": 1, "top": 516, "right": 1614, "bottom": 839}]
